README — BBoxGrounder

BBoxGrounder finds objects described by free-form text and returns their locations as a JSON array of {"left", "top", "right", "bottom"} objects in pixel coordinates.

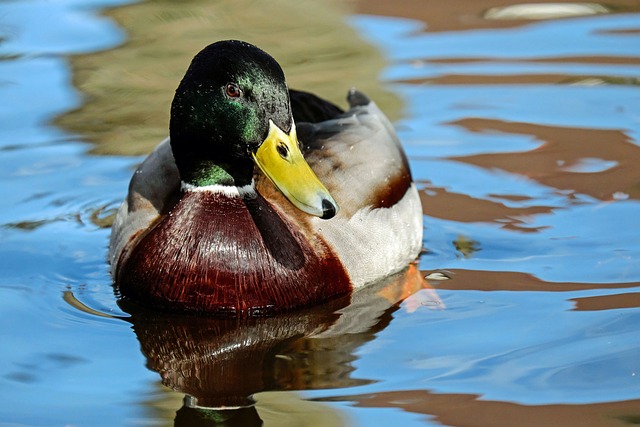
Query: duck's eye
[
  {"left": 277, "top": 143, "right": 289, "bottom": 159},
  {"left": 225, "top": 83, "right": 241, "bottom": 98}
]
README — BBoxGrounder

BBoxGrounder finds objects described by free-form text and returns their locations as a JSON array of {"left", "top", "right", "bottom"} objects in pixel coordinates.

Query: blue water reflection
[
  {"left": 423, "top": 200, "right": 640, "bottom": 282},
  {"left": 353, "top": 14, "right": 640, "bottom": 62},
  {"left": 397, "top": 85, "right": 640, "bottom": 139},
  {"left": 0, "top": 1, "right": 148, "bottom": 426},
  {"left": 0, "top": 0, "right": 128, "bottom": 55}
]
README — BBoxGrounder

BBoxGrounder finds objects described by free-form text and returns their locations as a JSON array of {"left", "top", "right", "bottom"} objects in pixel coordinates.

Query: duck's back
[{"left": 267, "top": 90, "right": 423, "bottom": 289}]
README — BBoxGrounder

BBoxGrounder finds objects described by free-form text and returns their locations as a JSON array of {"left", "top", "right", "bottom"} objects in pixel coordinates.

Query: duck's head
[{"left": 170, "top": 40, "right": 338, "bottom": 219}]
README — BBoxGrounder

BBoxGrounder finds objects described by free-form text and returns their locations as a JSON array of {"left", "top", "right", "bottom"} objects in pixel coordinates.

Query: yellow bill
[{"left": 253, "top": 120, "right": 338, "bottom": 219}]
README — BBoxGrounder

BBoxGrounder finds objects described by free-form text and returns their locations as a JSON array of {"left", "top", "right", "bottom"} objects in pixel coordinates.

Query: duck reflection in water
[{"left": 119, "top": 265, "right": 440, "bottom": 426}]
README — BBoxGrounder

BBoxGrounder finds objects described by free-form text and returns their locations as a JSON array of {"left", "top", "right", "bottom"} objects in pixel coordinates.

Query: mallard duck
[{"left": 109, "top": 40, "right": 423, "bottom": 316}]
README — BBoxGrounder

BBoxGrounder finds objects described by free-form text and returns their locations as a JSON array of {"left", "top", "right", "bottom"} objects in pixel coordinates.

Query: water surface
[{"left": 1, "top": 1, "right": 639, "bottom": 426}]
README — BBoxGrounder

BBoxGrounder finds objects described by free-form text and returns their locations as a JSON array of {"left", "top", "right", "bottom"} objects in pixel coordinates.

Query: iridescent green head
[
  {"left": 169, "top": 40, "right": 337, "bottom": 219},
  {"left": 170, "top": 40, "right": 292, "bottom": 187}
]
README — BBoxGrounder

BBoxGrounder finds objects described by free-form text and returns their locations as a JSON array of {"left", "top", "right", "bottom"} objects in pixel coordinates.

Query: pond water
[{"left": 1, "top": 1, "right": 639, "bottom": 426}]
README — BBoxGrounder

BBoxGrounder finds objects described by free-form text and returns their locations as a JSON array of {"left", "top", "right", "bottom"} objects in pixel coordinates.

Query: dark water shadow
[{"left": 118, "top": 265, "right": 438, "bottom": 426}]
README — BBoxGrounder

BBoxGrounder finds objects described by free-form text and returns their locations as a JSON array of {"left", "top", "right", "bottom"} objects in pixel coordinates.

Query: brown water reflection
[
  {"left": 571, "top": 292, "right": 640, "bottom": 311},
  {"left": 450, "top": 119, "right": 640, "bottom": 202},
  {"left": 399, "top": 73, "right": 640, "bottom": 85},
  {"left": 418, "top": 118, "right": 640, "bottom": 237},
  {"left": 420, "top": 186, "right": 555, "bottom": 232},
  {"left": 352, "top": 0, "right": 640, "bottom": 32},
  {"left": 122, "top": 266, "right": 438, "bottom": 424},
  {"left": 424, "top": 269, "right": 640, "bottom": 313},
  {"left": 318, "top": 390, "right": 640, "bottom": 427},
  {"left": 57, "top": 0, "right": 401, "bottom": 156},
  {"left": 426, "top": 268, "right": 640, "bottom": 294}
]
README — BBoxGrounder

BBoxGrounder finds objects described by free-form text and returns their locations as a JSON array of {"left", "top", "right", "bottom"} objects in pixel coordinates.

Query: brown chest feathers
[{"left": 116, "top": 190, "right": 351, "bottom": 316}]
